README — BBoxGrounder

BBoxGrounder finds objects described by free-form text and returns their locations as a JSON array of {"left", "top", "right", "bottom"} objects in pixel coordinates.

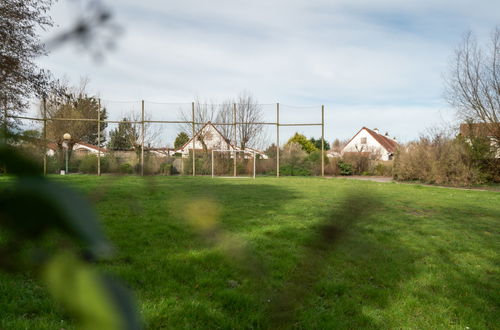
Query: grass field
[{"left": 1, "top": 176, "right": 499, "bottom": 329}]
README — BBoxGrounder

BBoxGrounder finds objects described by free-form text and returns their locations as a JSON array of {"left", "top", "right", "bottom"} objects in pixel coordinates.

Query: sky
[{"left": 34, "top": 0, "right": 500, "bottom": 146}]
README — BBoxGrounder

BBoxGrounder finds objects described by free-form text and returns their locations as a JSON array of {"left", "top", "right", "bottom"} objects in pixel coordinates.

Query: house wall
[
  {"left": 343, "top": 129, "right": 391, "bottom": 161},
  {"left": 178, "top": 125, "right": 234, "bottom": 156}
]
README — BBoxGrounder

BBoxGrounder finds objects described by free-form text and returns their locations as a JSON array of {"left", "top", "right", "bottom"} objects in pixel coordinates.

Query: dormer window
[{"left": 360, "top": 137, "right": 367, "bottom": 144}]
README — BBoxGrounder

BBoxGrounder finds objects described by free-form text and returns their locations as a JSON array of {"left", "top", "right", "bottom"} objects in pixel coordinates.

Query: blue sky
[{"left": 35, "top": 0, "right": 500, "bottom": 145}]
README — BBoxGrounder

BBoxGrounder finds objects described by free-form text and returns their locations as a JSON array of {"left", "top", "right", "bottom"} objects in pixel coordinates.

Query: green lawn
[{"left": 1, "top": 176, "right": 499, "bottom": 329}]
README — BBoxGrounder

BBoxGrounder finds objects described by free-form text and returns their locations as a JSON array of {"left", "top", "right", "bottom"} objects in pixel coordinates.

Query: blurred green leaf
[
  {"left": 0, "top": 177, "right": 111, "bottom": 258},
  {"left": 43, "top": 253, "right": 141, "bottom": 330},
  {"left": 0, "top": 145, "right": 41, "bottom": 177}
]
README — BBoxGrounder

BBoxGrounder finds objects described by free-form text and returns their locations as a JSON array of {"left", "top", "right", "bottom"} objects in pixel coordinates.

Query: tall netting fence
[
  {"left": 4, "top": 100, "right": 326, "bottom": 177},
  {"left": 278, "top": 104, "right": 326, "bottom": 176}
]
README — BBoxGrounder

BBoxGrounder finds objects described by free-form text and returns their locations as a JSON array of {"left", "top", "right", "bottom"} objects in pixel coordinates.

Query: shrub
[
  {"left": 281, "top": 142, "right": 308, "bottom": 176},
  {"left": 78, "top": 154, "right": 98, "bottom": 174},
  {"left": 46, "top": 156, "right": 60, "bottom": 174},
  {"left": 68, "top": 157, "right": 81, "bottom": 173},
  {"left": 372, "top": 162, "right": 393, "bottom": 176},
  {"left": 342, "top": 153, "right": 369, "bottom": 174},
  {"left": 338, "top": 160, "right": 353, "bottom": 175},
  {"left": 256, "top": 158, "right": 275, "bottom": 175},
  {"left": 305, "top": 150, "right": 329, "bottom": 175},
  {"left": 325, "top": 157, "right": 340, "bottom": 176},
  {"left": 279, "top": 164, "right": 311, "bottom": 176},
  {"left": 119, "top": 163, "right": 133, "bottom": 174},
  {"left": 392, "top": 133, "right": 495, "bottom": 186},
  {"left": 159, "top": 163, "right": 173, "bottom": 175}
]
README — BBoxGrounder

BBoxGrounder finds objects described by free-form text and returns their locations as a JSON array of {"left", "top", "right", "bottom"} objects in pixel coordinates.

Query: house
[
  {"left": 341, "top": 127, "right": 398, "bottom": 161},
  {"left": 459, "top": 122, "right": 500, "bottom": 158},
  {"left": 174, "top": 122, "right": 268, "bottom": 159},
  {"left": 146, "top": 148, "right": 177, "bottom": 157},
  {"left": 46, "top": 142, "right": 108, "bottom": 156}
]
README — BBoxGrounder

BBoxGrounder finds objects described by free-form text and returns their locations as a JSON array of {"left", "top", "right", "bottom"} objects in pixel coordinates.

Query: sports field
[{"left": 1, "top": 176, "right": 499, "bottom": 329}]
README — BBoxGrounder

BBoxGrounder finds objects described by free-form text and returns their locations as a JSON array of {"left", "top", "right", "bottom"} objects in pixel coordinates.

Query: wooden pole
[
  {"left": 233, "top": 103, "right": 237, "bottom": 177},
  {"left": 43, "top": 97, "right": 47, "bottom": 176},
  {"left": 276, "top": 103, "right": 280, "bottom": 178},
  {"left": 321, "top": 105, "right": 325, "bottom": 177},
  {"left": 211, "top": 150, "right": 214, "bottom": 178},
  {"left": 192, "top": 102, "right": 195, "bottom": 176},
  {"left": 141, "top": 100, "right": 145, "bottom": 176},
  {"left": 97, "top": 99, "right": 101, "bottom": 176},
  {"left": 253, "top": 151, "right": 256, "bottom": 179}
]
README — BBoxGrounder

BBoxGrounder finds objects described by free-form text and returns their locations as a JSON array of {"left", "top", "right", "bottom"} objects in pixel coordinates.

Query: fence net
[{"left": 6, "top": 100, "right": 326, "bottom": 177}]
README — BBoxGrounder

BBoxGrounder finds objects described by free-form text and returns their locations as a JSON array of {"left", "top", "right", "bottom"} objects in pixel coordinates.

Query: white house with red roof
[
  {"left": 174, "top": 122, "right": 267, "bottom": 158},
  {"left": 341, "top": 127, "right": 398, "bottom": 161},
  {"left": 46, "top": 142, "right": 108, "bottom": 156}
]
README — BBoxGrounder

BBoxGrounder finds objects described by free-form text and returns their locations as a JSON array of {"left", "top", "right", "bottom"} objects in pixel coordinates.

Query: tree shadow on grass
[
  {"left": 261, "top": 189, "right": 500, "bottom": 329},
  {"left": 90, "top": 177, "right": 499, "bottom": 329},
  {"left": 263, "top": 188, "right": 391, "bottom": 329}
]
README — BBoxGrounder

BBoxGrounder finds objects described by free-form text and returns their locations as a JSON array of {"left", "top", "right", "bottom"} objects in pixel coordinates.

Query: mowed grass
[{"left": 0, "top": 176, "right": 499, "bottom": 329}]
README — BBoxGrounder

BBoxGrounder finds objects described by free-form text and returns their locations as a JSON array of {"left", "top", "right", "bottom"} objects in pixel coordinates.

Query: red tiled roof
[
  {"left": 342, "top": 127, "right": 398, "bottom": 154},
  {"left": 75, "top": 142, "right": 108, "bottom": 153},
  {"left": 47, "top": 142, "right": 58, "bottom": 150},
  {"left": 363, "top": 127, "right": 398, "bottom": 153}
]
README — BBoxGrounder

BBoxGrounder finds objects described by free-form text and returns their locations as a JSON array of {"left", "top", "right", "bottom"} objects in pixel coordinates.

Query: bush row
[{"left": 393, "top": 135, "right": 499, "bottom": 186}]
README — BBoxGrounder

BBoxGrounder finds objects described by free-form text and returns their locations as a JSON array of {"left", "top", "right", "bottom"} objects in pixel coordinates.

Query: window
[{"left": 360, "top": 137, "right": 367, "bottom": 144}]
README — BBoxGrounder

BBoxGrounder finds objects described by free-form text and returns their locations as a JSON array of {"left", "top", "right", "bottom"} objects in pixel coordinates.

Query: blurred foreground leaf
[
  {"left": 0, "top": 143, "right": 142, "bottom": 329},
  {"left": 0, "top": 177, "right": 111, "bottom": 258},
  {"left": 43, "top": 253, "right": 141, "bottom": 330}
]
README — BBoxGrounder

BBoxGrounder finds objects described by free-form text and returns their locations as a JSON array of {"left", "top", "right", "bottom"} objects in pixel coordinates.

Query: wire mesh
[{"left": 5, "top": 100, "right": 326, "bottom": 177}]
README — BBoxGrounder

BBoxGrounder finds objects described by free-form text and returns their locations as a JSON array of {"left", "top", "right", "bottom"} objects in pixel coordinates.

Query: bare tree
[
  {"left": 178, "top": 93, "right": 264, "bottom": 151},
  {"left": 127, "top": 111, "right": 161, "bottom": 148},
  {"left": 445, "top": 26, "right": 500, "bottom": 144},
  {"left": 235, "top": 92, "right": 264, "bottom": 150},
  {"left": 215, "top": 100, "right": 234, "bottom": 141}
]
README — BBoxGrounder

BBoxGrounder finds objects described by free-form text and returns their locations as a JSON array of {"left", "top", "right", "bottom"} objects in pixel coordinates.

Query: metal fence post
[
  {"left": 276, "top": 103, "right": 280, "bottom": 178},
  {"left": 97, "top": 99, "right": 101, "bottom": 176},
  {"left": 192, "top": 102, "right": 195, "bottom": 176},
  {"left": 233, "top": 103, "right": 237, "bottom": 177},
  {"left": 141, "top": 100, "right": 145, "bottom": 176},
  {"left": 321, "top": 105, "right": 325, "bottom": 177}
]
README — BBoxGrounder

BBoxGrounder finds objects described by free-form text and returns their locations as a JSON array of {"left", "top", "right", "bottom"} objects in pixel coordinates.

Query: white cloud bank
[{"left": 35, "top": 0, "right": 499, "bottom": 143}]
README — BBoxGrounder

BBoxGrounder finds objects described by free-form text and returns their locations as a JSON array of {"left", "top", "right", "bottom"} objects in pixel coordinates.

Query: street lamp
[{"left": 62, "top": 133, "right": 71, "bottom": 175}]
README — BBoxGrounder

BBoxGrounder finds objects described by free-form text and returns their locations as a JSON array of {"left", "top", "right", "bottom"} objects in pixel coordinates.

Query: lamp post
[{"left": 62, "top": 133, "right": 71, "bottom": 175}]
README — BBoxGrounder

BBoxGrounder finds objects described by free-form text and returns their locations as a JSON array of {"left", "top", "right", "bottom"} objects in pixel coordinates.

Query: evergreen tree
[
  {"left": 309, "top": 137, "right": 330, "bottom": 151},
  {"left": 107, "top": 118, "right": 139, "bottom": 150},
  {"left": 174, "top": 132, "right": 189, "bottom": 149}
]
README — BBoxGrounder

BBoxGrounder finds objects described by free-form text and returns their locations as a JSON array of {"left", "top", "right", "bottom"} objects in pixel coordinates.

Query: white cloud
[{"left": 34, "top": 0, "right": 500, "bottom": 144}]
